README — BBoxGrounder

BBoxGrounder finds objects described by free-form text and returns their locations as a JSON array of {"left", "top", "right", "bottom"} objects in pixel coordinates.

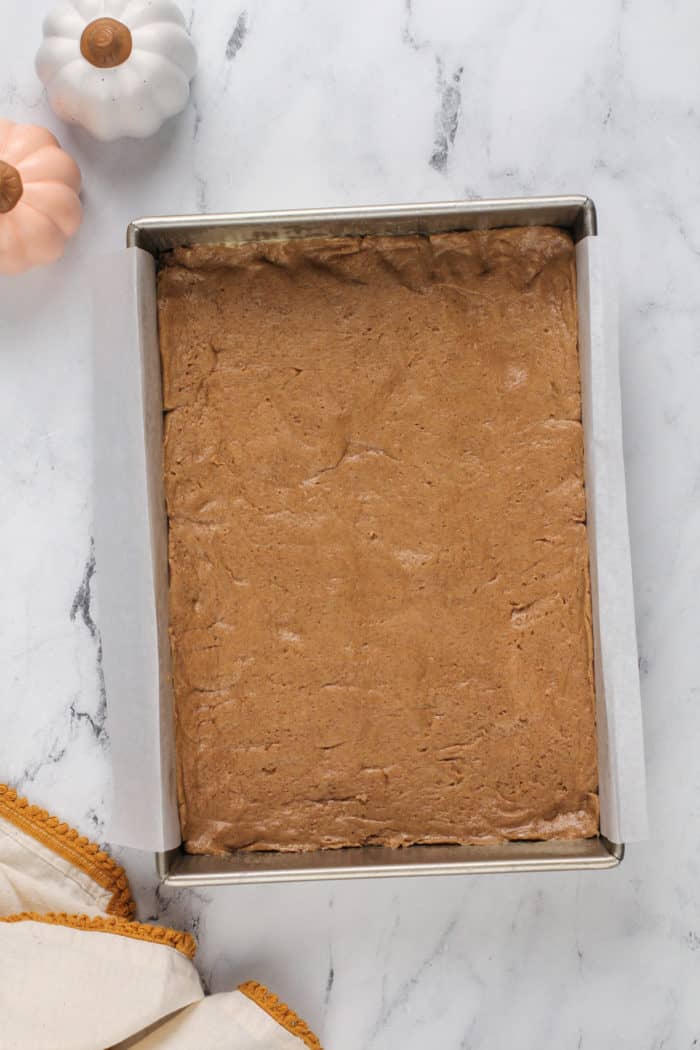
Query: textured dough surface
[{"left": 157, "top": 228, "right": 599, "bottom": 854}]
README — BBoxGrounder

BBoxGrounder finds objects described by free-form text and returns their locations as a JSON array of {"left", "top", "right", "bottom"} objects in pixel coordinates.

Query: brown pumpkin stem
[
  {"left": 0, "top": 160, "right": 23, "bottom": 213},
  {"left": 80, "top": 17, "right": 133, "bottom": 68}
]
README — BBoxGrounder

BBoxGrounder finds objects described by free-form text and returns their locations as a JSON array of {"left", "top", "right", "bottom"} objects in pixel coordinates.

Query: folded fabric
[{"left": 0, "top": 785, "right": 322, "bottom": 1050}]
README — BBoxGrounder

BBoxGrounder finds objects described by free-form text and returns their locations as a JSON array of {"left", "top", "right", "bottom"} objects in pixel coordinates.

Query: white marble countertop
[{"left": 2, "top": 1, "right": 700, "bottom": 1046}]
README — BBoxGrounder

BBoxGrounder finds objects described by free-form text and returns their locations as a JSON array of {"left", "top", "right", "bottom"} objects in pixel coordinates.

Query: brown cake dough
[{"left": 157, "top": 227, "right": 599, "bottom": 854}]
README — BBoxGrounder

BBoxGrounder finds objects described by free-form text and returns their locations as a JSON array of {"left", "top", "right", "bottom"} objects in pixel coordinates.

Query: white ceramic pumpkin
[
  {"left": 36, "top": 0, "right": 197, "bottom": 141},
  {"left": 0, "top": 119, "right": 82, "bottom": 275}
]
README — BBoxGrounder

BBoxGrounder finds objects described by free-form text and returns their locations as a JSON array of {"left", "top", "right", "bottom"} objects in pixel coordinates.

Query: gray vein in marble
[
  {"left": 0, "top": 78, "right": 42, "bottom": 109},
  {"left": 324, "top": 949, "right": 335, "bottom": 1009},
  {"left": 574, "top": 881, "right": 586, "bottom": 979},
  {"left": 186, "top": 7, "right": 251, "bottom": 217},
  {"left": 70, "top": 539, "right": 98, "bottom": 641},
  {"left": 401, "top": 3, "right": 463, "bottom": 173},
  {"left": 401, "top": 0, "right": 428, "bottom": 52},
  {"left": 458, "top": 1010, "right": 479, "bottom": 1050},
  {"left": 144, "top": 882, "right": 173, "bottom": 926},
  {"left": 195, "top": 174, "right": 208, "bottom": 212},
  {"left": 192, "top": 94, "right": 203, "bottom": 140},
  {"left": 15, "top": 738, "right": 68, "bottom": 792},
  {"left": 85, "top": 806, "right": 105, "bottom": 840},
  {"left": 144, "top": 884, "right": 212, "bottom": 953},
  {"left": 70, "top": 537, "right": 107, "bottom": 745},
  {"left": 69, "top": 696, "right": 106, "bottom": 745},
  {"left": 430, "top": 59, "right": 463, "bottom": 173},
  {"left": 366, "top": 915, "right": 458, "bottom": 1047},
  {"left": 226, "top": 11, "right": 249, "bottom": 61},
  {"left": 663, "top": 202, "right": 700, "bottom": 259}
]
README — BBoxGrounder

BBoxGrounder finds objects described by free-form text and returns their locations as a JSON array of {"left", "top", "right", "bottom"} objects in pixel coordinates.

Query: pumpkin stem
[
  {"left": 0, "top": 160, "right": 23, "bottom": 214},
  {"left": 80, "top": 17, "right": 133, "bottom": 68}
]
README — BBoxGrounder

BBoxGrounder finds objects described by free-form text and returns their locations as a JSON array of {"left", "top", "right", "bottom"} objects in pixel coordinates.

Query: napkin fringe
[
  {"left": 0, "top": 911, "right": 197, "bottom": 959},
  {"left": 0, "top": 784, "right": 135, "bottom": 918},
  {"left": 239, "top": 980, "right": 323, "bottom": 1049}
]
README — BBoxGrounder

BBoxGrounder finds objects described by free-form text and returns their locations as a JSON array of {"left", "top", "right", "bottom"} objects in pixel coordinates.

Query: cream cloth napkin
[{"left": 0, "top": 786, "right": 322, "bottom": 1050}]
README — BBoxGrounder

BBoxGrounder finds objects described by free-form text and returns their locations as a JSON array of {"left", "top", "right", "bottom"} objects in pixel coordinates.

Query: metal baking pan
[{"left": 126, "top": 196, "right": 627, "bottom": 884}]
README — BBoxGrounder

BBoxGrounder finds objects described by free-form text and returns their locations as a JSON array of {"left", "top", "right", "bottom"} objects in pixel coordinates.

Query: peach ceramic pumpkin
[{"left": 0, "top": 119, "right": 82, "bottom": 275}]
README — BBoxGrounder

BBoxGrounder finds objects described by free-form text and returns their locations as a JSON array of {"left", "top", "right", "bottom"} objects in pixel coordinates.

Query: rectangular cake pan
[{"left": 111, "top": 196, "right": 639, "bottom": 884}]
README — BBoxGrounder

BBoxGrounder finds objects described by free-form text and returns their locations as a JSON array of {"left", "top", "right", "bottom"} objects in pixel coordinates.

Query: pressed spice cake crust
[{"left": 157, "top": 227, "right": 599, "bottom": 854}]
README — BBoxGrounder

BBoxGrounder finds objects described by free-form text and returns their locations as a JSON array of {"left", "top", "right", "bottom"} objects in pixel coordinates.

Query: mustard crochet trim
[
  {"left": 0, "top": 911, "right": 196, "bottom": 960},
  {"left": 239, "top": 980, "right": 323, "bottom": 1049},
  {"left": 0, "top": 784, "right": 134, "bottom": 918}
]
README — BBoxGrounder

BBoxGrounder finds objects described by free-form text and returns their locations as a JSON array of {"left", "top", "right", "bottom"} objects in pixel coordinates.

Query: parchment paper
[
  {"left": 93, "top": 248, "right": 180, "bottom": 852},
  {"left": 576, "top": 236, "right": 648, "bottom": 842}
]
